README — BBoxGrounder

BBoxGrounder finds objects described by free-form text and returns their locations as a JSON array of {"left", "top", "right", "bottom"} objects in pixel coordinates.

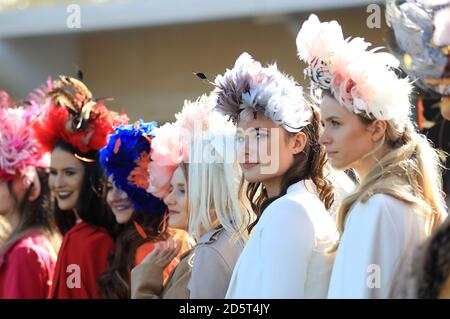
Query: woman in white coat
[
  {"left": 296, "top": 14, "right": 448, "bottom": 298},
  {"left": 214, "top": 52, "right": 338, "bottom": 298}
]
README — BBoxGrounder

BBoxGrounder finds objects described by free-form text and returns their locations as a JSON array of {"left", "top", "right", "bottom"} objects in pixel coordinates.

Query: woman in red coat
[
  {"left": 0, "top": 91, "right": 60, "bottom": 299},
  {"left": 33, "top": 76, "right": 128, "bottom": 298}
]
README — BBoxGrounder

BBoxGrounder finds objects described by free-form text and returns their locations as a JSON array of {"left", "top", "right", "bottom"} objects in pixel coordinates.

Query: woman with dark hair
[
  {"left": 50, "top": 141, "right": 117, "bottom": 236},
  {"left": 98, "top": 120, "right": 188, "bottom": 298},
  {"left": 32, "top": 76, "right": 128, "bottom": 298},
  {"left": 213, "top": 53, "right": 338, "bottom": 298},
  {"left": 0, "top": 92, "right": 60, "bottom": 298}
]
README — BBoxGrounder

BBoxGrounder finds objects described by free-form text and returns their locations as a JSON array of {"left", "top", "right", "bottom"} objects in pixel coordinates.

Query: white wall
[
  {"left": 0, "top": 34, "right": 79, "bottom": 98},
  {"left": 0, "top": 5, "right": 389, "bottom": 123}
]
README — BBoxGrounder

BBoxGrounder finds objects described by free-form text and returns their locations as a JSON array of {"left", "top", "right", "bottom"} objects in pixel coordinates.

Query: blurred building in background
[{"left": 1, "top": 0, "right": 384, "bottom": 122}]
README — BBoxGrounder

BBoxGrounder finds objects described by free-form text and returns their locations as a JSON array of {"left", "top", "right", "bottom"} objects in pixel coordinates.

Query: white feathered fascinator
[
  {"left": 213, "top": 52, "right": 312, "bottom": 133},
  {"left": 296, "top": 14, "right": 413, "bottom": 122}
]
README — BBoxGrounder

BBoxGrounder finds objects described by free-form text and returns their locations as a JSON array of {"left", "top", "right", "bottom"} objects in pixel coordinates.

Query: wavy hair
[
  {"left": 0, "top": 168, "right": 60, "bottom": 256},
  {"left": 187, "top": 135, "right": 250, "bottom": 245}
]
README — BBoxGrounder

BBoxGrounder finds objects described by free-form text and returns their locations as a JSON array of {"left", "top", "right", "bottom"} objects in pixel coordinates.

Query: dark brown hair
[
  {"left": 98, "top": 209, "right": 168, "bottom": 299},
  {"left": 246, "top": 107, "right": 334, "bottom": 233},
  {"left": 51, "top": 141, "right": 116, "bottom": 237},
  {"left": 2, "top": 167, "right": 60, "bottom": 252}
]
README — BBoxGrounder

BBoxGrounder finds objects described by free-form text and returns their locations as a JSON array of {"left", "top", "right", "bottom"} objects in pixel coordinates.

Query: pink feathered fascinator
[
  {"left": 0, "top": 91, "right": 49, "bottom": 181},
  {"left": 147, "top": 94, "right": 219, "bottom": 198}
]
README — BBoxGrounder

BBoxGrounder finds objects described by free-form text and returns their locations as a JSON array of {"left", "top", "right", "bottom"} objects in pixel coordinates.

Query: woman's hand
[{"left": 141, "top": 238, "right": 182, "bottom": 270}]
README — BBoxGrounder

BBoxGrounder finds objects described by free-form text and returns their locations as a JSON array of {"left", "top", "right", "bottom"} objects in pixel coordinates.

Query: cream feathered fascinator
[
  {"left": 296, "top": 14, "right": 413, "bottom": 122},
  {"left": 147, "top": 94, "right": 236, "bottom": 198},
  {"left": 213, "top": 52, "right": 312, "bottom": 132}
]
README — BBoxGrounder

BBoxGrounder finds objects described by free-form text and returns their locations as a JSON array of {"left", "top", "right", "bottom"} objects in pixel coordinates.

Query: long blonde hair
[
  {"left": 187, "top": 130, "right": 250, "bottom": 245},
  {"left": 331, "top": 117, "right": 447, "bottom": 252}
]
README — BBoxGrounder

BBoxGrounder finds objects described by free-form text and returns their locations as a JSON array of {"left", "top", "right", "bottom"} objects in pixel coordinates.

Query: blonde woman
[
  {"left": 131, "top": 95, "right": 249, "bottom": 298},
  {"left": 296, "top": 14, "right": 447, "bottom": 298}
]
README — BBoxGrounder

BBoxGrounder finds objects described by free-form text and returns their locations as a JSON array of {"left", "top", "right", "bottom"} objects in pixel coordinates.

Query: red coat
[
  {"left": 49, "top": 221, "right": 114, "bottom": 299},
  {"left": 0, "top": 231, "right": 57, "bottom": 299}
]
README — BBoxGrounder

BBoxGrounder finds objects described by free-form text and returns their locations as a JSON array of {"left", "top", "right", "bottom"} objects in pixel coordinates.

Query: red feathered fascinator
[{"left": 31, "top": 76, "right": 129, "bottom": 156}]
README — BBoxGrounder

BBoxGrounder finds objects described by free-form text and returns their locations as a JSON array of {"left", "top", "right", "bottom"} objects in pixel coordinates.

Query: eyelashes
[{"left": 48, "top": 170, "right": 77, "bottom": 176}]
